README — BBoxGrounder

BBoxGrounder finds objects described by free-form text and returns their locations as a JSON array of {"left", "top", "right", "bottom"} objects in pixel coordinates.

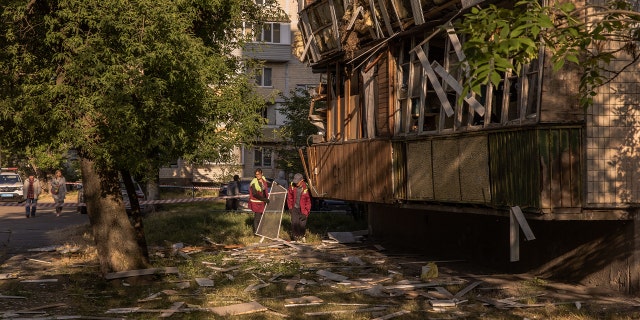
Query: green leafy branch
[{"left": 456, "top": 0, "right": 640, "bottom": 109}]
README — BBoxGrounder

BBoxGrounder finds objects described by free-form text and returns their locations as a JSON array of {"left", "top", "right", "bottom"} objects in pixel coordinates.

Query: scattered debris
[
  {"left": 105, "top": 267, "right": 180, "bottom": 280},
  {"left": 317, "top": 269, "right": 348, "bottom": 282},
  {"left": 3, "top": 231, "right": 635, "bottom": 318},
  {"left": 209, "top": 301, "right": 267, "bottom": 316},
  {"left": 244, "top": 282, "right": 270, "bottom": 292},
  {"left": 27, "top": 245, "right": 58, "bottom": 252},
  {"left": 20, "top": 279, "right": 58, "bottom": 283},
  {"left": 160, "top": 301, "right": 185, "bottom": 317},
  {"left": 284, "top": 296, "right": 324, "bottom": 307},
  {"left": 27, "top": 258, "right": 52, "bottom": 264},
  {"left": 195, "top": 278, "right": 214, "bottom": 287},
  {"left": 420, "top": 261, "right": 438, "bottom": 280},
  {"left": 372, "top": 310, "right": 411, "bottom": 320},
  {"left": 0, "top": 294, "right": 26, "bottom": 299},
  {"left": 304, "top": 306, "right": 387, "bottom": 316},
  {"left": 0, "top": 273, "right": 17, "bottom": 280},
  {"left": 327, "top": 231, "right": 366, "bottom": 243}
]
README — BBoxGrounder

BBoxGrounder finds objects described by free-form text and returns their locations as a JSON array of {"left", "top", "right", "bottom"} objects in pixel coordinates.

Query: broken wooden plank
[
  {"left": 304, "top": 306, "right": 386, "bottom": 316},
  {"left": 0, "top": 294, "right": 26, "bottom": 299},
  {"left": 383, "top": 282, "right": 451, "bottom": 290},
  {"left": 346, "top": 6, "right": 363, "bottom": 30},
  {"left": 202, "top": 264, "right": 240, "bottom": 273},
  {"left": 511, "top": 206, "right": 536, "bottom": 240},
  {"left": 20, "top": 279, "right": 58, "bottom": 283},
  {"left": 160, "top": 301, "right": 185, "bottom": 318},
  {"left": 510, "top": 208, "right": 520, "bottom": 262},
  {"left": 195, "top": 278, "right": 214, "bottom": 287},
  {"left": 0, "top": 273, "right": 17, "bottom": 280},
  {"left": 106, "top": 307, "right": 141, "bottom": 314},
  {"left": 244, "top": 283, "right": 270, "bottom": 292},
  {"left": 285, "top": 279, "right": 298, "bottom": 291},
  {"left": 27, "top": 258, "right": 52, "bottom": 264},
  {"left": 138, "top": 292, "right": 163, "bottom": 302},
  {"left": 434, "top": 286, "right": 454, "bottom": 299},
  {"left": 327, "top": 231, "right": 358, "bottom": 243},
  {"left": 429, "top": 300, "right": 457, "bottom": 307},
  {"left": 105, "top": 267, "right": 180, "bottom": 280},
  {"left": 210, "top": 301, "right": 268, "bottom": 316},
  {"left": 27, "top": 245, "right": 58, "bottom": 252},
  {"left": 317, "top": 269, "right": 348, "bottom": 282},
  {"left": 416, "top": 46, "right": 454, "bottom": 117},
  {"left": 454, "top": 281, "right": 483, "bottom": 298},
  {"left": 284, "top": 296, "right": 324, "bottom": 307},
  {"left": 372, "top": 310, "right": 411, "bottom": 320},
  {"left": 432, "top": 61, "right": 485, "bottom": 116}
]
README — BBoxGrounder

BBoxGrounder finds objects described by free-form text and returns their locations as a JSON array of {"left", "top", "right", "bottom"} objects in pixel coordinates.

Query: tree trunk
[
  {"left": 80, "top": 158, "right": 149, "bottom": 274},
  {"left": 121, "top": 170, "right": 149, "bottom": 259}
]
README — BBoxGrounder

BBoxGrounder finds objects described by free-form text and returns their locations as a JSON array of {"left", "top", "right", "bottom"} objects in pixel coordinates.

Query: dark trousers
[
  {"left": 25, "top": 198, "right": 37, "bottom": 217},
  {"left": 290, "top": 207, "right": 307, "bottom": 239},
  {"left": 253, "top": 212, "right": 262, "bottom": 234}
]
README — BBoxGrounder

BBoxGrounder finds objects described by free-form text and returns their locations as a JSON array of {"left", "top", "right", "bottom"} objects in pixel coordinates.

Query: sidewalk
[{"left": 0, "top": 203, "right": 89, "bottom": 255}]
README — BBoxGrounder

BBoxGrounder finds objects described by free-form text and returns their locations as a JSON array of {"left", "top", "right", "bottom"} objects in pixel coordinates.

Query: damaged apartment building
[{"left": 294, "top": 0, "right": 640, "bottom": 294}]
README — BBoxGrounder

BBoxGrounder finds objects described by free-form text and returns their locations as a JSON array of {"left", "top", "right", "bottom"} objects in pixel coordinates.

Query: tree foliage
[
  {"left": 456, "top": 0, "right": 640, "bottom": 108},
  {"left": 1, "top": 0, "right": 270, "bottom": 177},
  {"left": 0, "top": 0, "right": 275, "bottom": 273},
  {"left": 275, "top": 88, "right": 319, "bottom": 175}
]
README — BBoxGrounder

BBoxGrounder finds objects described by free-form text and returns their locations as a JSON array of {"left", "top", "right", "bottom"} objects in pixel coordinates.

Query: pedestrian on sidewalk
[
  {"left": 50, "top": 170, "right": 66, "bottom": 217},
  {"left": 23, "top": 174, "right": 41, "bottom": 218},
  {"left": 287, "top": 173, "right": 311, "bottom": 242}
]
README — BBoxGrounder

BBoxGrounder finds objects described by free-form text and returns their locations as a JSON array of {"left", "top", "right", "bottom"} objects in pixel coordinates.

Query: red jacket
[
  {"left": 249, "top": 177, "right": 269, "bottom": 214},
  {"left": 287, "top": 180, "right": 311, "bottom": 215}
]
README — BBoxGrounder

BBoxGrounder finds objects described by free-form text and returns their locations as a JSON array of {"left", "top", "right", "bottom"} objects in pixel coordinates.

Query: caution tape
[
  {"left": 159, "top": 185, "right": 220, "bottom": 190},
  {"left": 0, "top": 195, "right": 248, "bottom": 207}
]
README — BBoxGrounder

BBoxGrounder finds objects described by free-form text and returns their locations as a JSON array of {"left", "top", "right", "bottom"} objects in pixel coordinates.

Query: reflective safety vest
[{"left": 249, "top": 177, "right": 269, "bottom": 213}]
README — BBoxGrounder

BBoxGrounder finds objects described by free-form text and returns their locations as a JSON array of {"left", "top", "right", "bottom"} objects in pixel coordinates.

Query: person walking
[
  {"left": 249, "top": 168, "right": 270, "bottom": 233},
  {"left": 287, "top": 173, "right": 311, "bottom": 242},
  {"left": 225, "top": 174, "right": 241, "bottom": 211},
  {"left": 23, "top": 174, "right": 41, "bottom": 218},
  {"left": 50, "top": 170, "right": 67, "bottom": 217}
]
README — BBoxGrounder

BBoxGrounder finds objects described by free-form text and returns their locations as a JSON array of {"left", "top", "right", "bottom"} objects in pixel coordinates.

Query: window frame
[
  {"left": 253, "top": 147, "right": 273, "bottom": 167},
  {"left": 256, "top": 67, "right": 273, "bottom": 87}
]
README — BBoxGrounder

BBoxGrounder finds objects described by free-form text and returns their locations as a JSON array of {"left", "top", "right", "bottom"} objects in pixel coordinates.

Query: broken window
[
  {"left": 304, "top": 0, "right": 343, "bottom": 55},
  {"left": 396, "top": 26, "right": 540, "bottom": 135}
]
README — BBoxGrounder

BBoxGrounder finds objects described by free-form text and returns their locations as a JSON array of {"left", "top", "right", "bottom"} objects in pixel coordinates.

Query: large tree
[{"left": 0, "top": 0, "right": 275, "bottom": 273}]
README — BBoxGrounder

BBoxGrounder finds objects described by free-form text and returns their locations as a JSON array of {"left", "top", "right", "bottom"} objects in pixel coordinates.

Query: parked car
[
  {"left": 77, "top": 180, "right": 146, "bottom": 214},
  {"left": 314, "top": 199, "right": 353, "bottom": 213},
  {"left": 0, "top": 168, "right": 23, "bottom": 202}
]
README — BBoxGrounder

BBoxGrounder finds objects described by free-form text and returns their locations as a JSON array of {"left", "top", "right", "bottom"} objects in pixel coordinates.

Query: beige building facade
[{"left": 160, "top": 0, "right": 317, "bottom": 185}]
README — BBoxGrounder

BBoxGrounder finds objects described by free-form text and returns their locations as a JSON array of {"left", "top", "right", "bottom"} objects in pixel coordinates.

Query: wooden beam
[
  {"left": 415, "top": 46, "right": 454, "bottom": 117},
  {"left": 511, "top": 206, "right": 536, "bottom": 240}
]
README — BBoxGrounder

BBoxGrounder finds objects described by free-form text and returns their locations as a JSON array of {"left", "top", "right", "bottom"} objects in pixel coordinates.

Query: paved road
[{"left": 0, "top": 203, "right": 90, "bottom": 254}]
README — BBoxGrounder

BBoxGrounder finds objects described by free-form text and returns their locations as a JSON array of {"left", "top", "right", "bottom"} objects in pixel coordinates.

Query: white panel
[{"left": 281, "top": 23, "right": 291, "bottom": 45}]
